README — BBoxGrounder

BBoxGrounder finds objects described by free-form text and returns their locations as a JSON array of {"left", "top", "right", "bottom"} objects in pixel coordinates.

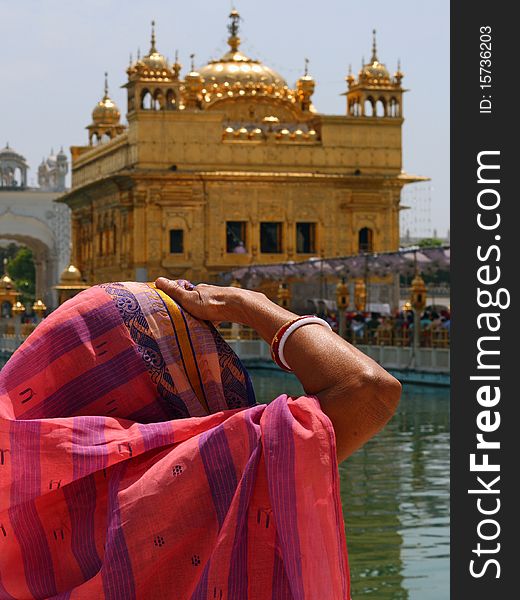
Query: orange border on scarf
[{"left": 152, "top": 285, "right": 210, "bottom": 414}]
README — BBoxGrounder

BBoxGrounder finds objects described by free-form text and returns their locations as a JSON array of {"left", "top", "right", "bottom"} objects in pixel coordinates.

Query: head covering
[
  {"left": 0, "top": 282, "right": 349, "bottom": 599},
  {"left": 1, "top": 281, "right": 255, "bottom": 422}
]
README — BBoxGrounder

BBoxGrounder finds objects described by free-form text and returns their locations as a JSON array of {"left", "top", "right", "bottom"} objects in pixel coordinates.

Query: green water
[{"left": 250, "top": 370, "right": 450, "bottom": 600}]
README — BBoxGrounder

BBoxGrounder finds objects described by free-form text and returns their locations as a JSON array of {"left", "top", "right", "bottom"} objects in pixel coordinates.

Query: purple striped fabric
[
  {"left": 9, "top": 420, "right": 57, "bottom": 599},
  {"left": 137, "top": 422, "right": 175, "bottom": 452},
  {"left": 199, "top": 425, "right": 238, "bottom": 529},
  {"left": 101, "top": 462, "right": 136, "bottom": 600},
  {"left": 190, "top": 560, "right": 210, "bottom": 600},
  {"left": 263, "top": 395, "right": 305, "bottom": 600},
  {"left": 20, "top": 347, "right": 148, "bottom": 420},
  {"left": 271, "top": 535, "right": 293, "bottom": 600},
  {"left": 227, "top": 408, "right": 262, "bottom": 599},
  {"left": 64, "top": 416, "right": 108, "bottom": 580},
  {"left": 3, "top": 301, "right": 117, "bottom": 392}
]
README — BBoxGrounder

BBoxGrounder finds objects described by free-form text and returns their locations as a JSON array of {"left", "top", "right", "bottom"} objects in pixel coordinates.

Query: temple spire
[
  {"left": 150, "top": 20, "right": 157, "bottom": 53},
  {"left": 371, "top": 29, "right": 378, "bottom": 62},
  {"left": 228, "top": 8, "right": 240, "bottom": 37},
  {"left": 227, "top": 8, "right": 241, "bottom": 51}
]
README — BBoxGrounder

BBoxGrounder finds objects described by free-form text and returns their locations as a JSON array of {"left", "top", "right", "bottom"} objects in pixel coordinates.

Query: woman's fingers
[
  {"left": 155, "top": 278, "right": 190, "bottom": 304},
  {"left": 155, "top": 278, "right": 210, "bottom": 320},
  {"left": 155, "top": 278, "right": 246, "bottom": 324}
]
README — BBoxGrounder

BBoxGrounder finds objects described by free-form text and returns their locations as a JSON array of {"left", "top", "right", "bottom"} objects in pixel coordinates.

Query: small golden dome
[
  {"left": 0, "top": 274, "right": 13, "bottom": 290},
  {"left": 357, "top": 30, "right": 392, "bottom": 86},
  {"left": 359, "top": 61, "right": 391, "bottom": 84},
  {"left": 60, "top": 264, "right": 83, "bottom": 283},
  {"left": 92, "top": 73, "right": 121, "bottom": 125},
  {"left": 140, "top": 52, "right": 169, "bottom": 72},
  {"left": 128, "top": 21, "right": 174, "bottom": 80}
]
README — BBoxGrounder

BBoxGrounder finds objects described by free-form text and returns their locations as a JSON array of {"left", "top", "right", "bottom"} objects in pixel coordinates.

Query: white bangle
[{"left": 278, "top": 316, "right": 332, "bottom": 370}]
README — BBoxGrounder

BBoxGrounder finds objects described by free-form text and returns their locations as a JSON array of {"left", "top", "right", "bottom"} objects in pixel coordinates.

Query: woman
[{"left": 0, "top": 279, "right": 400, "bottom": 600}]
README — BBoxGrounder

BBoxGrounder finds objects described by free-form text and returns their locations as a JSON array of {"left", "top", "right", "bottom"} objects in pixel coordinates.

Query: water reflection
[{"left": 250, "top": 372, "right": 450, "bottom": 600}]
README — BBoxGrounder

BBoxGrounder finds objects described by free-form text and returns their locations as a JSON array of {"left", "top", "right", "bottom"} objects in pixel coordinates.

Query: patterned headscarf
[{"left": 1, "top": 281, "right": 256, "bottom": 422}]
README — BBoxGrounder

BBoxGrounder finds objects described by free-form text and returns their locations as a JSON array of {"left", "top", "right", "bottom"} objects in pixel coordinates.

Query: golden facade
[{"left": 61, "top": 13, "right": 424, "bottom": 284}]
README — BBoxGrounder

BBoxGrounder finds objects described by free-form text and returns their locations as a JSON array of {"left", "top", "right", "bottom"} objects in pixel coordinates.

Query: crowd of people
[{"left": 320, "top": 308, "right": 451, "bottom": 347}]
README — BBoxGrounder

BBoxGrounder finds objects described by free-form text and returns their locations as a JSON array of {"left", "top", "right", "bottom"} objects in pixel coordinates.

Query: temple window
[
  {"left": 296, "top": 223, "right": 316, "bottom": 254},
  {"left": 260, "top": 222, "right": 283, "bottom": 253},
  {"left": 226, "top": 221, "right": 247, "bottom": 253},
  {"left": 141, "top": 90, "right": 153, "bottom": 110},
  {"left": 166, "top": 89, "right": 177, "bottom": 110},
  {"left": 358, "top": 227, "right": 374, "bottom": 253},
  {"left": 169, "top": 229, "right": 184, "bottom": 254}
]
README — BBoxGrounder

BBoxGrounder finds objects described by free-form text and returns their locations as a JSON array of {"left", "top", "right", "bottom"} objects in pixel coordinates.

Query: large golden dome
[
  {"left": 198, "top": 48, "right": 287, "bottom": 89},
  {"left": 92, "top": 73, "right": 121, "bottom": 125},
  {"left": 198, "top": 10, "right": 288, "bottom": 100}
]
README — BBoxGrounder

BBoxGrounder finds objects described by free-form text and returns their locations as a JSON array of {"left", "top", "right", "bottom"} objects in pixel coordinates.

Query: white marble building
[{"left": 0, "top": 144, "right": 71, "bottom": 308}]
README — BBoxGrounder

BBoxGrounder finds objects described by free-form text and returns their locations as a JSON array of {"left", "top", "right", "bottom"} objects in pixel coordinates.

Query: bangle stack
[{"left": 270, "top": 315, "right": 332, "bottom": 372}]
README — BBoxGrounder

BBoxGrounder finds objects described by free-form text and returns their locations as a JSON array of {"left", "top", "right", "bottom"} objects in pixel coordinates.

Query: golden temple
[{"left": 60, "top": 11, "right": 424, "bottom": 284}]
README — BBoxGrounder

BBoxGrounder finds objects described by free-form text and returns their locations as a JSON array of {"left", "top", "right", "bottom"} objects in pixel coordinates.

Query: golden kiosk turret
[{"left": 54, "top": 265, "right": 90, "bottom": 305}]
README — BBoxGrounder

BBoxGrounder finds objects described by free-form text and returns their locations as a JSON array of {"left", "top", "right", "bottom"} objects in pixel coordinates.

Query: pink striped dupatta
[{"left": 0, "top": 282, "right": 350, "bottom": 599}]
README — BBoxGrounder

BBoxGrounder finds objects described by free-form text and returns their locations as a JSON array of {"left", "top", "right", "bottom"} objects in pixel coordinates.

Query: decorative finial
[
  {"left": 371, "top": 29, "right": 378, "bottom": 62},
  {"left": 150, "top": 20, "right": 157, "bottom": 53},
  {"left": 175, "top": 49, "right": 179, "bottom": 64},
  {"left": 395, "top": 58, "right": 404, "bottom": 84},
  {"left": 346, "top": 63, "right": 354, "bottom": 86},
  {"left": 137, "top": 47, "right": 141, "bottom": 61},
  {"left": 104, "top": 72, "right": 109, "bottom": 98},
  {"left": 190, "top": 53, "right": 195, "bottom": 72},
  {"left": 228, "top": 8, "right": 240, "bottom": 37},
  {"left": 129, "top": 52, "right": 133, "bottom": 67},
  {"left": 304, "top": 57, "right": 309, "bottom": 77},
  {"left": 227, "top": 8, "right": 241, "bottom": 51}
]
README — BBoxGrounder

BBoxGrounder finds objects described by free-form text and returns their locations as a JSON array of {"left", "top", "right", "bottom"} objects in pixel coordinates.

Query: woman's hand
[{"left": 154, "top": 278, "right": 257, "bottom": 325}]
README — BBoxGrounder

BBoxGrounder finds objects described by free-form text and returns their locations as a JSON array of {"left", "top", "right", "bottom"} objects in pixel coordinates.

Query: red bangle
[{"left": 270, "top": 315, "right": 316, "bottom": 372}]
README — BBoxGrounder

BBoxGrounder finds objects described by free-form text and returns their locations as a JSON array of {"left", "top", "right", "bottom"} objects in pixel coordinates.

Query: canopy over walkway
[{"left": 220, "top": 245, "right": 450, "bottom": 287}]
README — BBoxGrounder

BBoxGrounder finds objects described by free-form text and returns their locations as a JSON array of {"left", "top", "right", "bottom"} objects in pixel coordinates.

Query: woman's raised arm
[{"left": 155, "top": 279, "right": 402, "bottom": 462}]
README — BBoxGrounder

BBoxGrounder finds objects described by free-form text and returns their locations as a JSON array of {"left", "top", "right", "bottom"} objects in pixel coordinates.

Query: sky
[{"left": 0, "top": 0, "right": 449, "bottom": 236}]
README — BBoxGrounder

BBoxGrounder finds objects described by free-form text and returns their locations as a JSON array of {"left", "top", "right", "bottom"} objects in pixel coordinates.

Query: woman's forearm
[{"left": 239, "top": 291, "right": 402, "bottom": 461}]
